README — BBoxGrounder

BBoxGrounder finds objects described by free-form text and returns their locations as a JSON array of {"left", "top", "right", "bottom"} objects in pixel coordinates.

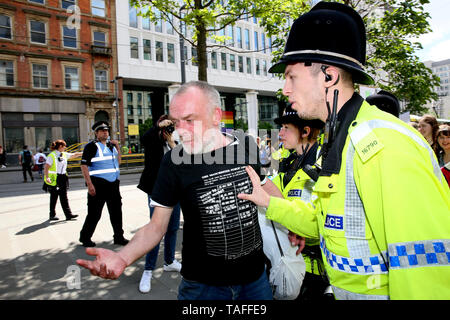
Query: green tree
[
  {"left": 139, "top": 117, "right": 153, "bottom": 137},
  {"left": 130, "top": 0, "right": 306, "bottom": 82}
]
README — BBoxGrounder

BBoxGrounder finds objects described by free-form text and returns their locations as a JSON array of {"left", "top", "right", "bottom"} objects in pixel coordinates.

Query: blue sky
[{"left": 415, "top": 0, "right": 450, "bottom": 62}]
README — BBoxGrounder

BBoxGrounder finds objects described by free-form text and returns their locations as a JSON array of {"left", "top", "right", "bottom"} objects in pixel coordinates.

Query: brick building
[{"left": 0, "top": 0, "right": 120, "bottom": 163}]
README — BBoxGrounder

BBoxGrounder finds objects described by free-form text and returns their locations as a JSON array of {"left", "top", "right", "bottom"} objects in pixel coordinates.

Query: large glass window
[
  {"left": 167, "top": 43, "right": 175, "bottom": 63},
  {"left": 29, "top": 0, "right": 44, "bottom": 4},
  {"left": 221, "top": 53, "right": 227, "bottom": 70},
  {"left": 211, "top": 51, "right": 217, "bottom": 69},
  {"left": 62, "top": 0, "right": 76, "bottom": 9},
  {"left": 32, "top": 64, "right": 48, "bottom": 88},
  {"left": 227, "top": 26, "right": 234, "bottom": 47},
  {"left": 230, "top": 54, "right": 235, "bottom": 72},
  {"left": 35, "top": 127, "right": 52, "bottom": 152},
  {"left": 64, "top": 66, "right": 79, "bottom": 90},
  {"left": 30, "top": 20, "right": 46, "bottom": 44},
  {"left": 129, "top": 4, "right": 137, "bottom": 28},
  {"left": 246, "top": 57, "right": 252, "bottom": 74},
  {"left": 156, "top": 41, "right": 163, "bottom": 62},
  {"left": 0, "top": 60, "right": 14, "bottom": 87},
  {"left": 130, "top": 37, "right": 139, "bottom": 59},
  {"left": 62, "top": 127, "right": 79, "bottom": 147},
  {"left": 254, "top": 31, "right": 259, "bottom": 51},
  {"left": 63, "top": 26, "right": 77, "bottom": 48},
  {"left": 192, "top": 47, "right": 198, "bottom": 66},
  {"left": 143, "top": 39, "right": 151, "bottom": 60},
  {"left": 154, "top": 8, "right": 162, "bottom": 32},
  {"left": 93, "top": 31, "right": 106, "bottom": 46},
  {"left": 141, "top": 6, "right": 150, "bottom": 30},
  {"left": 263, "top": 60, "right": 267, "bottom": 76},
  {"left": 238, "top": 56, "right": 243, "bottom": 73},
  {"left": 0, "top": 14, "right": 12, "bottom": 40},
  {"left": 166, "top": 14, "right": 174, "bottom": 35},
  {"left": 236, "top": 27, "right": 242, "bottom": 49},
  {"left": 4, "top": 127, "right": 24, "bottom": 153},
  {"left": 92, "top": 0, "right": 105, "bottom": 17},
  {"left": 261, "top": 33, "right": 266, "bottom": 53},
  {"left": 244, "top": 29, "right": 250, "bottom": 50},
  {"left": 256, "top": 58, "right": 260, "bottom": 75},
  {"left": 94, "top": 69, "right": 107, "bottom": 92}
]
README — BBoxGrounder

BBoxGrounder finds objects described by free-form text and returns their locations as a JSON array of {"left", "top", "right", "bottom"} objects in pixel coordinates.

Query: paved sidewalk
[{"left": 0, "top": 173, "right": 182, "bottom": 300}]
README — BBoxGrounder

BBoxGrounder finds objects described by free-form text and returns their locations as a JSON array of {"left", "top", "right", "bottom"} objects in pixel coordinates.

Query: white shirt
[
  {"left": 34, "top": 152, "right": 47, "bottom": 164},
  {"left": 46, "top": 151, "right": 73, "bottom": 174}
]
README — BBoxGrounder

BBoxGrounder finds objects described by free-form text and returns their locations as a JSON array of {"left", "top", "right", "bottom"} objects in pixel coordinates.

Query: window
[
  {"left": 154, "top": 8, "right": 162, "bottom": 32},
  {"left": 167, "top": 43, "right": 175, "bottom": 63},
  {"left": 156, "top": 41, "right": 163, "bottom": 62},
  {"left": 92, "top": 0, "right": 105, "bottom": 17},
  {"left": 227, "top": 26, "right": 234, "bottom": 47},
  {"left": 166, "top": 14, "right": 174, "bottom": 34},
  {"left": 137, "top": 105, "right": 142, "bottom": 116},
  {"left": 0, "top": 60, "right": 14, "bottom": 87},
  {"left": 127, "top": 105, "right": 133, "bottom": 115},
  {"left": 238, "top": 56, "right": 243, "bottom": 73},
  {"left": 95, "top": 69, "right": 107, "bottom": 92},
  {"left": 261, "top": 34, "right": 266, "bottom": 53},
  {"left": 130, "top": 37, "right": 138, "bottom": 59},
  {"left": 211, "top": 51, "right": 217, "bottom": 69},
  {"left": 129, "top": 4, "right": 137, "bottom": 28},
  {"left": 245, "top": 29, "right": 250, "bottom": 50},
  {"left": 29, "top": 0, "right": 44, "bottom": 4},
  {"left": 127, "top": 92, "right": 133, "bottom": 103},
  {"left": 143, "top": 39, "right": 151, "bottom": 60},
  {"left": 236, "top": 27, "right": 242, "bottom": 49},
  {"left": 254, "top": 31, "right": 259, "bottom": 51},
  {"left": 35, "top": 127, "right": 52, "bottom": 152},
  {"left": 269, "top": 37, "right": 272, "bottom": 52},
  {"left": 246, "top": 57, "right": 252, "bottom": 74},
  {"left": 263, "top": 60, "right": 267, "bottom": 76},
  {"left": 230, "top": 54, "right": 235, "bottom": 72},
  {"left": 192, "top": 47, "right": 198, "bottom": 66},
  {"left": 183, "top": 45, "right": 187, "bottom": 63},
  {"left": 221, "top": 53, "right": 227, "bottom": 70},
  {"left": 32, "top": 64, "right": 48, "bottom": 88},
  {"left": 62, "top": 0, "right": 76, "bottom": 9},
  {"left": 256, "top": 59, "right": 260, "bottom": 75},
  {"left": 64, "top": 66, "right": 79, "bottom": 90},
  {"left": 142, "top": 6, "right": 150, "bottom": 30},
  {"left": 30, "top": 20, "right": 46, "bottom": 44},
  {"left": 93, "top": 31, "right": 106, "bottom": 46},
  {"left": 63, "top": 26, "right": 77, "bottom": 48},
  {"left": 0, "top": 14, "right": 12, "bottom": 39},
  {"left": 4, "top": 127, "right": 24, "bottom": 153},
  {"left": 62, "top": 127, "right": 78, "bottom": 147}
]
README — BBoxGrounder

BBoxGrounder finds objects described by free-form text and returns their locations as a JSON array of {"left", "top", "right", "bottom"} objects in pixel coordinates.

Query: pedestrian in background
[
  {"left": 418, "top": 114, "right": 439, "bottom": 154},
  {"left": 436, "top": 124, "right": 450, "bottom": 186},
  {"left": 0, "top": 145, "right": 6, "bottom": 168},
  {"left": 137, "top": 114, "right": 182, "bottom": 294},
  {"left": 79, "top": 121, "right": 129, "bottom": 248},
  {"left": 43, "top": 140, "right": 82, "bottom": 221},
  {"left": 18, "top": 145, "right": 34, "bottom": 182},
  {"left": 34, "top": 148, "right": 47, "bottom": 178}
]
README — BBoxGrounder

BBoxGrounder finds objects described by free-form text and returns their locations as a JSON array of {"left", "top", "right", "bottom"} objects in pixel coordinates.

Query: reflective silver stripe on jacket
[
  {"left": 90, "top": 142, "right": 115, "bottom": 162},
  {"left": 89, "top": 168, "right": 119, "bottom": 175},
  {"left": 332, "top": 285, "right": 389, "bottom": 300},
  {"left": 300, "top": 178, "right": 315, "bottom": 203},
  {"left": 350, "top": 120, "right": 442, "bottom": 182},
  {"left": 388, "top": 239, "right": 450, "bottom": 269}
]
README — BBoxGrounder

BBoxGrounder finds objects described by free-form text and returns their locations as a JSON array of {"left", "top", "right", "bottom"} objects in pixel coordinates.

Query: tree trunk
[{"left": 197, "top": 24, "right": 208, "bottom": 82}]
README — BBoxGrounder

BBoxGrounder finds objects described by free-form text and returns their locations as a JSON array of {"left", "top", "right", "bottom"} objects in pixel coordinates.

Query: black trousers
[
  {"left": 22, "top": 163, "right": 33, "bottom": 181},
  {"left": 49, "top": 174, "right": 72, "bottom": 218},
  {"left": 79, "top": 177, "right": 124, "bottom": 242}
]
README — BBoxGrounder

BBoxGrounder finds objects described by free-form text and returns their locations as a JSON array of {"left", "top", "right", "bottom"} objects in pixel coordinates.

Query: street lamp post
[
  {"left": 179, "top": 5, "right": 186, "bottom": 84},
  {"left": 111, "top": 76, "right": 122, "bottom": 141}
]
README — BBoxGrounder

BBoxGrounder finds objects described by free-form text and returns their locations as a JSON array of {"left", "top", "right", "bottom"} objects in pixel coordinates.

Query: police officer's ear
[
  {"left": 322, "top": 66, "right": 340, "bottom": 87},
  {"left": 301, "top": 126, "right": 311, "bottom": 138}
]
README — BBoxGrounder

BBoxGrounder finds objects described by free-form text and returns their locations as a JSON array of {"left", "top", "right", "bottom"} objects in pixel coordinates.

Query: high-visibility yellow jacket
[
  {"left": 266, "top": 99, "right": 450, "bottom": 300},
  {"left": 44, "top": 151, "right": 68, "bottom": 186}
]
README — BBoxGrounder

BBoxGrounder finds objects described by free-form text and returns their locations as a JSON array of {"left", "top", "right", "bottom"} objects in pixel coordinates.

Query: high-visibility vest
[
  {"left": 266, "top": 101, "right": 450, "bottom": 300},
  {"left": 44, "top": 151, "right": 68, "bottom": 186},
  {"left": 88, "top": 142, "right": 120, "bottom": 182}
]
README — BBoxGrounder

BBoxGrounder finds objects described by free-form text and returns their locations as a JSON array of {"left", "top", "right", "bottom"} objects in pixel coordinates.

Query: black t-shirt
[{"left": 151, "top": 133, "right": 266, "bottom": 286}]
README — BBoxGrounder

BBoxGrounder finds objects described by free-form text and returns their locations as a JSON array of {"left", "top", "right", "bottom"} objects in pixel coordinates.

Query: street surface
[{"left": 0, "top": 172, "right": 182, "bottom": 300}]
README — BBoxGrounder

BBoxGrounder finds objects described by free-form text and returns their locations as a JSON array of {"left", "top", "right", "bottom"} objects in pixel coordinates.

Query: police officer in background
[
  {"left": 239, "top": 1, "right": 450, "bottom": 299},
  {"left": 79, "top": 121, "right": 129, "bottom": 247}
]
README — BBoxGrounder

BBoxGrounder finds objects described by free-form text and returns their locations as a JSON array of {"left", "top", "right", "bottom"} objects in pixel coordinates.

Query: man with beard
[{"left": 77, "top": 81, "right": 272, "bottom": 300}]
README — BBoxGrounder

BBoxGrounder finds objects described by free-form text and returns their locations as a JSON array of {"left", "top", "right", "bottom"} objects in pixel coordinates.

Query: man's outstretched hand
[
  {"left": 76, "top": 248, "right": 128, "bottom": 280},
  {"left": 237, "top": 166, "right": 271, "bottom": 208}
]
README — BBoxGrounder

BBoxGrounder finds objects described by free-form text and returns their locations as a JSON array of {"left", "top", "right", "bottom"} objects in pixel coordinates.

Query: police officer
[
  {"left": 366, "top": 90, "right": 400, "bottom": 118},
  {"left": 239, "top": 1, "right": 450, "bottom": 299},
  {"left": 79, "top": 121, "right": 129, "bottom": 247}
]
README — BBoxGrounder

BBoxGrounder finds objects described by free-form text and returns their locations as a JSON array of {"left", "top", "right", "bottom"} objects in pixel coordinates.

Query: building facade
[
  {"left": 0, "top": 0, "right": 117, "bottom": 164},
  {"left": 117, "top": 2, "right": 285, "bottom": 147},
  {"left": 424, "top": 59, "right": 450, "bottom": 119}
]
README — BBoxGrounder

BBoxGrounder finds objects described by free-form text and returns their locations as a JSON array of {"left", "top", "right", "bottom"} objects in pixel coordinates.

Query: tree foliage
[{"left": 130, "top": 0, "right": 438, "bottom": 115}]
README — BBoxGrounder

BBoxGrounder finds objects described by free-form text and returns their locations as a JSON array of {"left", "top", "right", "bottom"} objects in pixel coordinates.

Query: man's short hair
[{"left": 173, "top": 81, "right": 221, "bottom": 113}]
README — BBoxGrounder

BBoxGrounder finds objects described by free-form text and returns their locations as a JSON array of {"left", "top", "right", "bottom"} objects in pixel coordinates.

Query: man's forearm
[{"left": 81, "top": 165, "right": 92, "bottom": 186}]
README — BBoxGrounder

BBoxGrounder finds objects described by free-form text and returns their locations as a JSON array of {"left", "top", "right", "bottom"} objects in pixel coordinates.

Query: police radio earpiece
[{"left": 321, "top": 65, "right": 332, "bottom": 82}]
